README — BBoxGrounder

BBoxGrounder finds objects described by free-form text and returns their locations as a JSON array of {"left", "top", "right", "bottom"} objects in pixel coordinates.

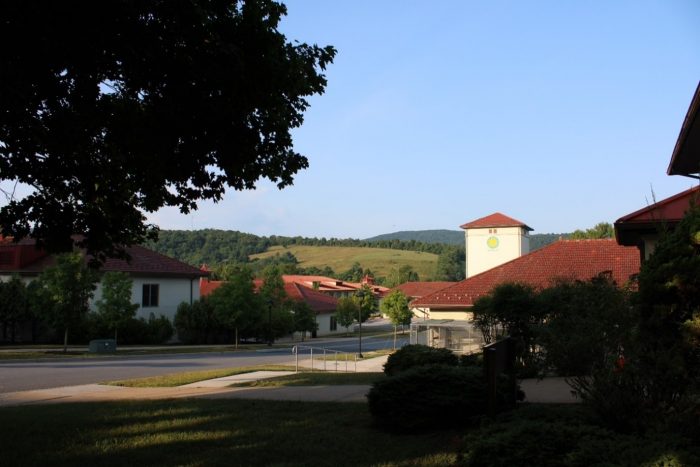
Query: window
[
  {"left": 142, "top": 284, "right": 159, "bottom": 307},
  {"left": 330, "top": 316, "right": 337, "bottom": 331}
]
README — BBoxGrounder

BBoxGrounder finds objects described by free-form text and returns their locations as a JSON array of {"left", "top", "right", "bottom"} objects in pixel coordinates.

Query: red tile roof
[
  {"left": 615, "top": 186, "right": 699, "bottom": 225},
  {"left": 0, "top": 241, "right": 206, "bottom": 278},
  {"left": 201, "top": 277, "right": 338, "bottom": 314},
  {"left": 460, "top": 212, "right": 533, "bottom": 231},
  {"left": 285, "top": 282, "right": 338, "bottom": 313},
  {"left": 393, "top": 281, "right": 456, "bottom": 299},
  {"left": 615, "top": 186, "right": 700, "bottom": 246},
  {"left": 411, "top": 239, "right": 640, "bottom": 309}
]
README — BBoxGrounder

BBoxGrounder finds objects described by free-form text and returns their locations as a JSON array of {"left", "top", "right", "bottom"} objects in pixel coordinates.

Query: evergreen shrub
[{"left": 383, "top": 344, "right": 459, "bottom": 376}]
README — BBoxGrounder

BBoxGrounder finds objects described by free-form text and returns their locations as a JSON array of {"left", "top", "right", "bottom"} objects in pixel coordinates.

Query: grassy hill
[{"left": 250, "top": 245, "right": 439, "bottom": 280}]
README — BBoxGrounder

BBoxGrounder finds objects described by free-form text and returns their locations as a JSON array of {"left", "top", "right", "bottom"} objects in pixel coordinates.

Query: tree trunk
[
  {"left": 235, "top": 327, "right": 238, "bottom": 350},
  {"left": 114, "top": 328, "right": 118, "bottom": 344},
  {"left": 63, "top": 328, "right": 69, "bottom": 353},
  {"left": 393, "top": 324, "right": 397, "bottom": 350}
]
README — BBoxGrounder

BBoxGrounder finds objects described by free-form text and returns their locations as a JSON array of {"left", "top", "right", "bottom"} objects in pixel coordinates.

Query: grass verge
[
  {"left": 233, "top": 371, "right": 385, "bottom": 387},
  {"left": 107, "top": 365, "right": 296, "bottom": 387},
  {"left": 0, "top": 399, "right": 459, "bottom": 466},
  {"left": 0, "top": 344, "right": 288, "bottom": 360}
]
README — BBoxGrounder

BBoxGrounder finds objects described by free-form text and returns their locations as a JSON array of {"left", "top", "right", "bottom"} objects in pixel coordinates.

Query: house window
[
  {"left": 142, "top": 284, "right": 159, "bottom": 307},
  {"left": 330, "top": 316, "right": 337, "bottom": 331}
]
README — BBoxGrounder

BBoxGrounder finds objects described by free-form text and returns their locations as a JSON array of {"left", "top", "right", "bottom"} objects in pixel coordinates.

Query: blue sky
[{"left": 153, "top": 1, "right": 699, "bottom": 237}]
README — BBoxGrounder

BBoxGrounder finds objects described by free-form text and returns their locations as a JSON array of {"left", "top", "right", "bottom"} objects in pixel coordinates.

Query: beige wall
[
  {"left": 412, "top": 307, "right": 473, "bottom": 321},
  {"left": 465, "top": 226, "right": 529, "bottom": 278}
]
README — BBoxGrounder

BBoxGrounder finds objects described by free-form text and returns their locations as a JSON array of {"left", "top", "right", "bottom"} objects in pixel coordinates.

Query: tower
[{"left": 460, "top": 212, "right": 532, "bottom": 278}]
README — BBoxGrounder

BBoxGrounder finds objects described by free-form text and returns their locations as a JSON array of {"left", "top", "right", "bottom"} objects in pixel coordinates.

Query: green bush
[
  {"left": 461, "top": 405, "right": 700, "bottom": 467},
  {"left": 367, "top": 365, "right": 487, "bottom": 431},
  {"left": 383, "top": 344, "right": 459, "bottom": 376}
]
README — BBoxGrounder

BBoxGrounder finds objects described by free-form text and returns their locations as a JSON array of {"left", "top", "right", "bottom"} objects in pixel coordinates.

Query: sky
[{"left": 56, "top": 2, "right": 700, "bottom": 238}]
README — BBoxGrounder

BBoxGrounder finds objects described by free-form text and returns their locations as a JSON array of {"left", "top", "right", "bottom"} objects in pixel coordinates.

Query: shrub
[
  {"left": 459, "top": 352, "right": 483, "bottom": 369},
  {"left": 367, "top": 365, "right": 487, "bottom": 431},
  {"left": 462, "top": 405, "right": 700, "bottom": 466},
  {"left": 383, "top": 344, "right": 458, "bottom": 376}
]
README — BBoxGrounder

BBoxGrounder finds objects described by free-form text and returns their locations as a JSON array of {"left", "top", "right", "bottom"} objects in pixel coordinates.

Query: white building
[{"left": 0, "top": 239, "right": 206, "bottom": 322}]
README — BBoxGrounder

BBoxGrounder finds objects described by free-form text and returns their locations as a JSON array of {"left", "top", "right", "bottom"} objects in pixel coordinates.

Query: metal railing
[{"left": 291, "top": 345, "right": 357, "bottom": 373}]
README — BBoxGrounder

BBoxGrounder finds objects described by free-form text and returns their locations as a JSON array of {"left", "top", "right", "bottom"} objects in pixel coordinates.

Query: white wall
[
  {"left": 315, "top": 313, "right": 346, "bottom": 336},
  {"left": 465, "top": 226, "right": 529, "bottom": 278},
  {"left": 90, "top": 276, "right": 199, "bottom": 321}
]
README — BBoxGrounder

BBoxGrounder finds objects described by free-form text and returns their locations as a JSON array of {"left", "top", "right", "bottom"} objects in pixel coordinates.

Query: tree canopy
[{"left": 0, "top": 1, "right": 335, "bottom": 262}]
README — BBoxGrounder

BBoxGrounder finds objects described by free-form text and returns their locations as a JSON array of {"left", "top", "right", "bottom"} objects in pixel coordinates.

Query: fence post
[{"left": 293, "top": 345, "right": 299, "bottom": 373}]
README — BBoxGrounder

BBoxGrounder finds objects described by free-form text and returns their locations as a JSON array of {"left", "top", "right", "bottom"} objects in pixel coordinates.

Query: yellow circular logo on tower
[{"left": 487, "top": 236, "right": 499, "bottom": 249}]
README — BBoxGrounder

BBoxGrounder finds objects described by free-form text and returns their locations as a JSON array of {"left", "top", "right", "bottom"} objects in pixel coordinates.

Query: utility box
[{"left": 89, "top": 339, "right": 116, "bottom": 353}]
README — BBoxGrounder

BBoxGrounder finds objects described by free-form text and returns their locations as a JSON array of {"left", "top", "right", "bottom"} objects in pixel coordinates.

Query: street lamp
[
  {"left": 356, "top": 289, "right": 364, "bottom": 358},
  {"left": 267, "top": 299, "right": 273, "bottom": 346}
]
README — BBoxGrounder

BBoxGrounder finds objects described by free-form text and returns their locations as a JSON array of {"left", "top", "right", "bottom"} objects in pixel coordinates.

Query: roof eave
[{"left": 667, "top": 81, "right": 700, "bottom": 178}]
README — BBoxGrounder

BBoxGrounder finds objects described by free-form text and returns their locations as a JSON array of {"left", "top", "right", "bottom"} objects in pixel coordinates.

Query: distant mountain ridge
[
  {"left": 365, "top": 229, "right": 568, "bottom": 251},
  {"left": 365, "top": 230, "right": 463, "bottom": 245}
]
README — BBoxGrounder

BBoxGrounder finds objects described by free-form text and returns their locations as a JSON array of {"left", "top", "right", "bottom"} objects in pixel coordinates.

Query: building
[
  {"left": 461, "top": 212, "right": 532, "bottom": 278},
  {"left": 390, "top": 281, "right": 456, "bottom": 320},
  {"left": 410, "top": 239, "right": 640, "bottom": 353},
  {"left": 0, "top": 238, "right": 207, "bottom": 322},
  {"left": 200, "top": 274, "right": 345, "bottom": 337},
  {"left": 615, "top": 186, "right": 699, "bottom": 261}
]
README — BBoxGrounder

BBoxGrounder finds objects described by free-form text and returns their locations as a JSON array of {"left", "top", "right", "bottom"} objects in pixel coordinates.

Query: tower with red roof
[{"left": 460, "top": 212, "right": 533, "bottom": 278}]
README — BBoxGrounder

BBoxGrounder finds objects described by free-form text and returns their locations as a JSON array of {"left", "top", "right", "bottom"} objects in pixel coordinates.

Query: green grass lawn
[
  {"left": 2, "top": 400, "right": 692, "bottom": 466},
  {"left": 0, "top": 399, "right": 460, "bottom": 467},
  {"left": 233, "top": 372, "right": 385, "bottom": 387},
  {"left": 108, "top": 365, "right": 298, "bottom": 388},
  {"left": 250, "top": 245, "right": 439, "bottom": 280},
  {"left": 0, "top": 344, "right": 288, "bottom": 361}
]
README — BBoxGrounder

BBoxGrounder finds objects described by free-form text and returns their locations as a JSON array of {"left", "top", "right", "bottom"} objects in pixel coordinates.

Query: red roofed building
[
  {"left": 0, "top": 239, "right": 207, "bottom": 324},
  {"left": 412, "top": 239, "right": 640, "bottom": 320},
  {"left": 200, "top": 274, "right": 345, "bottom": 337},
  {"left": 391, "top": 281, "right": 456, "bottom": 320},
  {"left": 615, "top": 186, "right": 700, "bottom": 261}
]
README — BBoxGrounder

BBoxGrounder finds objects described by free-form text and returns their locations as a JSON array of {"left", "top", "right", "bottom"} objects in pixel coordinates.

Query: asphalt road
[{"left": 0, "top": 335, "right": 408, "bottom": 393}]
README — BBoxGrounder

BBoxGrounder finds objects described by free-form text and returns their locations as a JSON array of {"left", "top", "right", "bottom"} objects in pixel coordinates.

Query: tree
[
  {"left": 471, "top": 282, "right": 542, "bottom": 373},
  {"left": 258, "top": 266, "right": 291, "bottom": 344},
  {"left": 537, "top": 276, "right": 635, "bottom": 378},
  {"left": 207, "top": 268, "right": 261, "bottom": 348},
  {"left": 355, "top": 284, "right": 375, "bottom": 323},
  {"left": 0, "top": 276, "right": 30, "bottom": 343},
  {"left": 339, "top": 262, "right": 365, "bottom": 282},
  {"left": 0, "top": 1, "right": 336, "bottom": 262},
  {"left": 385, "top": 265, "right": 420, "bottom": 288},
  {"left": 335, "top": 297, "right": 359, "bottom": 335},
  {"left": 94, "top": 272, "right": 139, "bottom": 343},
  {"left": 36, "top": 253, "right": 97, "bottom": 352},
  {"left": 435, "top": 246, "right": 465, "bottom": 281},
  {"left": 173, "top": 298, "right": 220, "bottom": 344},
  {"left": 380, "top": 290, "right": 412, "bottom": 349},
  {"left": 569, "top": 222, "right": 614, "bottom": 240},
  {"left": 290, "top": 300, "right": 317, "bottom": 341}
]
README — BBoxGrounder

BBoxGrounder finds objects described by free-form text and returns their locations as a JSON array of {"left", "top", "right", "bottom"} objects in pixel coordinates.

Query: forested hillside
[
  {"left": 365, "top": 230, "right": 463, "bottom": 245},
  {"left": 148, "top": 228, "right": 575, "bottom": 284},
  {"left": 366, "top": 229, "right": 567, "bottom": 251},
  {"left": 148, "top": 229, "right": 466, "bottom": 283}
]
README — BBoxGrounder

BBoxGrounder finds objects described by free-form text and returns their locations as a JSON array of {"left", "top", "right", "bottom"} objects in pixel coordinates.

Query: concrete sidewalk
[
  {"left": 0, "top": 356, "right": 389, "bottom": 407},
  {"left": 0, "top": 355, "right": 579, "bottom": 407}
]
